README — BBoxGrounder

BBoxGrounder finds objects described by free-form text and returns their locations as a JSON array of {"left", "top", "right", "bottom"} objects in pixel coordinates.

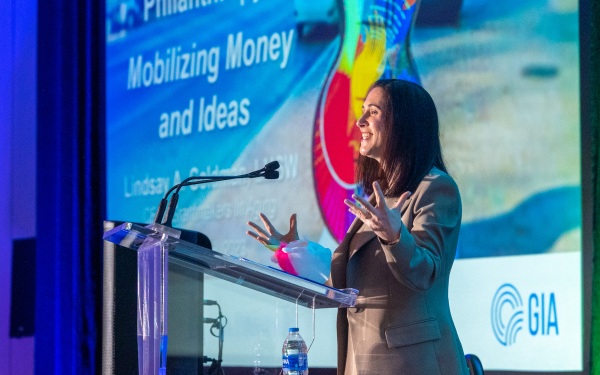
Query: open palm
[
  {"left": 246, "top": 213, "right": 299, "bottom": 250},
  {"left": 344, "top": 181, "right": 411, "bottom": 243}
]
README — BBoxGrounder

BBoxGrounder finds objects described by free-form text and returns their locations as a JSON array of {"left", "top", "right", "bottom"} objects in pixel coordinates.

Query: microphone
[
  {"left": 264, "top": 170, "right": 279, "bottom": 179},
  {"left": 155, "top": 161, "right": 280, "bottom": 226},
  {"left": 264, "top": 160, "right": 280, "bottom": 172}
]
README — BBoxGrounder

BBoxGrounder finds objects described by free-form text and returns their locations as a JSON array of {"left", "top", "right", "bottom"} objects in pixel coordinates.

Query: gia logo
[
  {"left": 491, "top": 284, "right": 524, "bottom": 346},
  {"left": 491, "top": 283, "right": 559, "bottom": 346}
]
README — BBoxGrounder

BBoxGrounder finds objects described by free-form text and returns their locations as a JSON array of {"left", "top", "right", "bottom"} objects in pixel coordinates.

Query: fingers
[
  {"left": 391, "top": 191, "right": 412, "bottom": 211},
  {"left": 247, "top": 221, "right": 270, "bottom": 239},
  {"left": 352, "top": 194, "right": 377, "bottom": 214},
  {"left": 246, "top": 230, "right": 280, "bottom": 252},
  {"left": 259, "top": 213, "right": 278, "bottom": 235},
  {"left": 344, "top": 198, "right": 370, "bottom": 219},
  {"left": 245, "top": 230, "right": 269, "bottom": 245},
  {"left": 289, "top": 213, "right": 299, "bottom": 237},
  {"left": 345, "top": 203, "right": 365, "bottom": 219},
  {"left": 373, "top": 181, "right": 385, "bottom": 208}
]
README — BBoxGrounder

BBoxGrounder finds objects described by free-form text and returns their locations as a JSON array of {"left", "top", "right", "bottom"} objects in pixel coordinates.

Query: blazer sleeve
[{"left": 380, "top": 173, "right": 461, "bottom": 291}]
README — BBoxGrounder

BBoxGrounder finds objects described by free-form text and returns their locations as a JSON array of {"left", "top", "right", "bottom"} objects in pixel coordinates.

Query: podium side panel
[
  {"left": 103, "top": 221, "right": 208, "bottom": 375},
  {"left": 102, "top": 220, "right": 138, "bottom": 375}
]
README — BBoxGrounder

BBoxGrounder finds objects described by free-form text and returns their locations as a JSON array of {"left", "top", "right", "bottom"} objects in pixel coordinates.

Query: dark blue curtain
[{"left": 36, "top": 0, "right": 105, "bottom": 373}]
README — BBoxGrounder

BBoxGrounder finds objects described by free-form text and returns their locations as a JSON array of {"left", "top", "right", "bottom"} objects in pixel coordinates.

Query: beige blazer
[{"left": 327, "top": 167, "right": 469, "bottom": 375}]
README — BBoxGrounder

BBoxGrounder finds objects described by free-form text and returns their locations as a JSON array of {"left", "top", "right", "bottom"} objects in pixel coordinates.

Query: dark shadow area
[{"left": 10, "top": 237, "right": 36, "bottom": 338}]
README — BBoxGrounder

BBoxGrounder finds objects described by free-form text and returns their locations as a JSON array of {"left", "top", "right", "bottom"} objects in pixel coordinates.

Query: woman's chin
[
  {"left": 359, "top": 146, "right": 371, "bottom": 156},
  {"left": 359, "top": 150, "right": 380, "bottom": 161}
]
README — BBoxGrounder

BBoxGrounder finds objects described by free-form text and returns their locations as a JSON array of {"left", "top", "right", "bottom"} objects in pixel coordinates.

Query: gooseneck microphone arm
[
  {"left": 153, "top": 175, "right": 256, "bottom": 225},
  {"left": 173, "top": 160, "right": 280, "bottom": 196},
  {"left": 153, "top": 161, "right": 280, "bottom": 226}
]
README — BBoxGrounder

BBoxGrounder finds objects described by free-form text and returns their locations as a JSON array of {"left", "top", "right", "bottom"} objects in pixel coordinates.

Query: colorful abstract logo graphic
[
  {"left": 491, "top": 284, "right": 524, "bottom": 346},
  {"left": 312, "top": 0, "right": 421, "bottom": 242}
]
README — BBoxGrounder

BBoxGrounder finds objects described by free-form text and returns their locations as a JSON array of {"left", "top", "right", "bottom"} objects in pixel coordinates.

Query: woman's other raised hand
[
  {"left": 246, "top": 213, "right": 300, "bottom": 250},
  {"left": 344, "top": 181, "right": 411, "bottom": 243}
]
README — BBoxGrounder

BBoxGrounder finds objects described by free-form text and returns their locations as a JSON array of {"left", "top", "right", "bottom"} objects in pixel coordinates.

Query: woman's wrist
[
  {"left": 380, "top": 236, "right": 400, "bottom": 246},
  {"left": 379, "top": 229, "right": 401, "bottom": 245}
]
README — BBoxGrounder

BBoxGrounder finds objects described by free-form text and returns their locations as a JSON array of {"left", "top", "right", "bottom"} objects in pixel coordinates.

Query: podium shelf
[{"left": 103, "top": 222, "right": 358, "bottom": 309}]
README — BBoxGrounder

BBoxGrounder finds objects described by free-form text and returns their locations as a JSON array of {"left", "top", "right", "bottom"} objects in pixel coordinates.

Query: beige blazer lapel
[
  {"left": 348, "top": 229, "right": 377, "bottom": 260},
  {"left": 347, "top": 194, "right": 377, "bottom": 260},
  {"left": 329, "top": 197, "right": 369, "bottom": 289}
]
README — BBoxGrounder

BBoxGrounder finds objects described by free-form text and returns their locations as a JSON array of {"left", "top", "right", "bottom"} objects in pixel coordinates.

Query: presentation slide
[{"left": 106, "top": 0, "right": 582, "bottom": 370}]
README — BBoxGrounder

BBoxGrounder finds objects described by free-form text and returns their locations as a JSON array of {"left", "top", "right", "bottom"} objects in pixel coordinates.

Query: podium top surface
[{"left": 103, "top": 222, "right": 358, "bottom": 309}]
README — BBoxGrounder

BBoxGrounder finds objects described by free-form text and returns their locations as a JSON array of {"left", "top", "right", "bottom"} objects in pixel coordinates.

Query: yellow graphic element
[{"left": 349, "top": 12, "right": 387, "bottom": 128}]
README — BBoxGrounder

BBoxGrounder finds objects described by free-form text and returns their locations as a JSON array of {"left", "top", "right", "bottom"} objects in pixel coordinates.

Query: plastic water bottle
[{"left": 282, "top": 328, "right": 308, "bottom": 375}]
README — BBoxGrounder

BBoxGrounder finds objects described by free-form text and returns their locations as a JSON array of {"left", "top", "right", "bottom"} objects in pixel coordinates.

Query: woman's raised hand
[
  {"left": 246, "top": 213, "right": 300, "bottom": 250},
  {"left": 344, "top": 181, "right": 411, "bottom": 243}
]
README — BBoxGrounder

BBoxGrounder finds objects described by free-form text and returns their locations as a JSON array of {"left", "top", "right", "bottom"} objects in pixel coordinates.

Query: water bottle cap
[{"left": 289, "top": 327, "right": 299, "bottom": 332}]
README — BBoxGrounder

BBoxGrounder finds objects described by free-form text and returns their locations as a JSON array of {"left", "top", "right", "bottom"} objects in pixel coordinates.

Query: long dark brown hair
[{"left": 355, "top": 79, "right": 448, "bottom": 197}]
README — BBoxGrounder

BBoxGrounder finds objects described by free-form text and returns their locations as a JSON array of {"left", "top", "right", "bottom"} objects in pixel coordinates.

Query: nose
[{"left": 356, "top": 112, "right": 368, "bottom": 128}]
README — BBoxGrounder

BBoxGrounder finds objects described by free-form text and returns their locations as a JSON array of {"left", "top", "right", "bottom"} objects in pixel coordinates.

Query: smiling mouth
[{"left": 361, "top": 132, "right": 373, "bottom": 140}]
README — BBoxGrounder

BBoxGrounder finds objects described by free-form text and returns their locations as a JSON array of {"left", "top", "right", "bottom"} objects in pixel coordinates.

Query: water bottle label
[{"left": 282, "top": 353, "right": 307, "bottom": 372}]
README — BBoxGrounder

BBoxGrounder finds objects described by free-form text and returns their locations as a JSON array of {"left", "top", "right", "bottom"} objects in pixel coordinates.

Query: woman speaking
[{"left": 247, "top": 79, "right": 469, "bottom": 375}]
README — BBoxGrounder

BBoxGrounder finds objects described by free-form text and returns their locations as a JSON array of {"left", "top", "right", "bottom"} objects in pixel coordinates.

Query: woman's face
[{"left": 356, "top": 87, "right": 387, "bottom": 162}]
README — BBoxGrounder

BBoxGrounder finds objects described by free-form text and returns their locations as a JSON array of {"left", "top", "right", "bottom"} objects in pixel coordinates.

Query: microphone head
[
  {"left": 264, "top": 160, "right": 280, "bottom": 171},
  {"left": 263, "top": 170, "right": 279, "bottom": 180}
]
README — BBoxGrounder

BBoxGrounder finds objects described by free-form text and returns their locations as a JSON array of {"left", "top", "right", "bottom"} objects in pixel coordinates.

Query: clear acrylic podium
[{"left": 103, "top": 222, "right": 358, "bottom": 375}]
